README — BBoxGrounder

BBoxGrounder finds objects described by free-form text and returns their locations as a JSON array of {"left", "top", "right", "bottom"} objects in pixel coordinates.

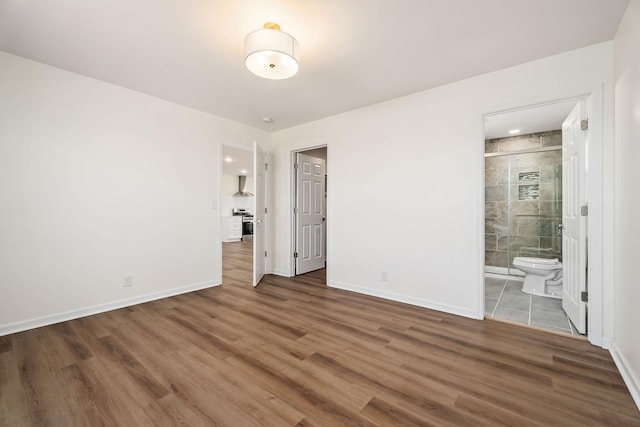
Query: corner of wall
[
  {"left": 328, "top": 280, "right": 480, "bottom": 320},
  {"left": 609, "top": 341, "right": 640, "bottom": 411},
  {"left": 0, "top": 280, "right": 221, "bottom": 337}
]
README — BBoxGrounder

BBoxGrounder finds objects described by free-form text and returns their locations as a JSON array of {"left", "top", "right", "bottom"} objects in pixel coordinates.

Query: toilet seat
[{"left": 513, "top": 257, "right": 563, "bottom": 299}]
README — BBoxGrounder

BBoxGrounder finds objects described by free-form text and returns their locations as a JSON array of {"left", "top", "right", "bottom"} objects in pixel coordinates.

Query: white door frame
[
  {"left": 294, "top": 152, "right": 327, "bottom": 275},
  {"left": 480, "top": 87, "right": 609, "bottom": 348},
  {"left": 289, "top": 145, "right": 329, "bottom": 280}
]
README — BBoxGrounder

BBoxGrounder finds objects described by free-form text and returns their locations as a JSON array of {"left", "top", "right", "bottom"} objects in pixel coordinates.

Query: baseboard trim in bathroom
[
  {"left": 484, "top": 265, "right": 525, "bottom": 277},
  {"left": 484, "top": 272, "right": 524, "bottom": 281}
]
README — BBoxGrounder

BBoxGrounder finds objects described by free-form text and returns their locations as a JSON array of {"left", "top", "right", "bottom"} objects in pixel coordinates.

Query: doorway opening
[
  {"left": 221, "top": 145, "right": 254, "bottom": 286},
  {"left": 483, "top": 97, "right": 588, "bottom": 337},
  {"left": 291, "top": 146, "right": 327, "bottom": 279}
]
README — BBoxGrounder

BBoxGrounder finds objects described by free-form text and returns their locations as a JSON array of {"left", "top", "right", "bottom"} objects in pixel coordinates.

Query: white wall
[
  {"left": 270, "top": 43, "right": 614, "bottom": 327},
  {"left": 0, "top": 51, "right": 267, "bottom": 334},
  {"left": 612, "top": 0, "right": 640, "bottom": 407},
  {"left": 301, "top": 147, "right": 327, "bottom": 161},
  {"left": 221, "top": 173, "right": 254, "bottom": 218}
]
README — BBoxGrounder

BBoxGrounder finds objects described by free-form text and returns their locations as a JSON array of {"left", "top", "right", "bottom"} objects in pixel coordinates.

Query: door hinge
[
  {"left": 265, "top": 163, "right": 268, "bottom": 171},
  {"left": 294, "top": 207, "right": 298, "bottom": 214},
  {"left": 265, "top": 207, "right": 268, "bottom": 214},
  {"left": 293, "top": 252, "right": 298, "bottom": 258},
  {"left": 581, "top": 291, "right": 588, "bottom": 302},
  {"left": 294, "top": 163, "right": 299, "bottom": 170},
  {"left": 265, "top": 251, "right": 267, "bottom": 257},
  {"left": 581, "top": 205, "right": 588, "bottom": 216},
  {"left": 581, "top": 119, "right": 589, "bottom": 131}
]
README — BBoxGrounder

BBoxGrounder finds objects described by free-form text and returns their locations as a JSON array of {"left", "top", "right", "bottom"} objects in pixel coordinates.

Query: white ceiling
[
  {"left": 222, "top": 146, "right": 253, "bottom": 177},
  {"left": 484, "top": 99, "right": 578, "bottom": 140},
  {"left": 0, "top": 0, "right": 629, "bottom": 131}
]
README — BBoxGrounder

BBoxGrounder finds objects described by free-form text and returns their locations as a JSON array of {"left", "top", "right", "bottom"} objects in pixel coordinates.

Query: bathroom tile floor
[{"left": 485, "top": 276, "right": 583, "bottom": 336}]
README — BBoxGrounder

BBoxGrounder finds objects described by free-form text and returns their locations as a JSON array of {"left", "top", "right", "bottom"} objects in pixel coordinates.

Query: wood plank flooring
[{"left": 1, "top": 240, "right": 639, "bottom": 426}]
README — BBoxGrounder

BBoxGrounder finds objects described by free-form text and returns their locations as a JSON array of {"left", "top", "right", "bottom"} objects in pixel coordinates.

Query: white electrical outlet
[
  {"left": 381, "top": 271, "right": 389, "bottom": 282},
  {"left": 123, "top": 275, "right": 133, "bottom": 287}
]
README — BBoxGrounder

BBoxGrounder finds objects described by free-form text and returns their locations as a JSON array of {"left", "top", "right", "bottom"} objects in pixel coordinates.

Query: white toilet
[{"left": 513, "top": 257, "right": 563, "bottom": 299}]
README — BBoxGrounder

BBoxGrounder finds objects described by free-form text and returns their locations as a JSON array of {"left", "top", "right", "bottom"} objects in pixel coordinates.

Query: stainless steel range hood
[{"left": 233, "top": 175, "right": 253, "bottom": 197}]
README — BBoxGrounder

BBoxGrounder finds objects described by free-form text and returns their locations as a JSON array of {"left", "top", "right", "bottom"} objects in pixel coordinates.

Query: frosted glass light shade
[{"left": 245, "top": 26, "right": 299, "bottom": 79}]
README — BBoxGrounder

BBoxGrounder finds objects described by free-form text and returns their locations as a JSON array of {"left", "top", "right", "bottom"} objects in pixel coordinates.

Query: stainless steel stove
[{"left": 232, "top": 209, "right": 254, "bottom": 235}]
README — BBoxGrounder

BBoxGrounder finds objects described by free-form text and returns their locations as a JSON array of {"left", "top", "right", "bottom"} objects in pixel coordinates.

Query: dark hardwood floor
[{"left": 1, "top": 240, "right": 639, "bottom": 426}]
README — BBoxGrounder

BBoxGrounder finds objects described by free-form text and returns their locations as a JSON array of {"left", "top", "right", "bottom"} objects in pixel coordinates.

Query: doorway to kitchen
[
  {"left": 292, "top": 146, "right": 327, "bottom": 277},
  {"left": 221, "top": 145, "right": 254, "bottom": 286}
]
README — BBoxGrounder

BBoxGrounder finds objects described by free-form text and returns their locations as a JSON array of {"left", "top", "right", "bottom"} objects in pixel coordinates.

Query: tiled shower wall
[{"left": 485, "top": 131, "right": 563, "bottom": 270}]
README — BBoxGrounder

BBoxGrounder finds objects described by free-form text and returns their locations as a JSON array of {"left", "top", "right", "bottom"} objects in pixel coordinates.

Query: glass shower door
[{"left": 506, "top": 150, "right": 563, "bottom": 274}]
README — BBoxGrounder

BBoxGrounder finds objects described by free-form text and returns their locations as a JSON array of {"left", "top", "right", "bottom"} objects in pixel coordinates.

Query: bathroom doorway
[{"left": 483, "top": 98, "right": 587, "bottom": 336}]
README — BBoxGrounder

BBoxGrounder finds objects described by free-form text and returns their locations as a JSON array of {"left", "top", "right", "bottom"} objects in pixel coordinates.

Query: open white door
[
  {"left": 295, "top": 153, "right": 326, "bottom": 275},
  {"left": 562, "top": 101, "right": 587, "bottom": 333},
  {"left": 252, "top": 142, "right": 266, "bottom": 287}
]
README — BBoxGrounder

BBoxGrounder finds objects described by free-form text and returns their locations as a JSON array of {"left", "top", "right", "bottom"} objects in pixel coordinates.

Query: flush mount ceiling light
[{"left": 245, "top": 22, "right": 299, "bottom": 80}]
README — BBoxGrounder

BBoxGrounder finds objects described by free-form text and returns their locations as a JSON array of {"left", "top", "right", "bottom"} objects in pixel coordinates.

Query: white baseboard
[
  {"left": 484, "top": 265, "right": 525, "bottom": 277},
  {"left": 327, "top": 280, "right": 478, "bottom": 319},
  {"left": 609, "top": 341, "right": 640, "bottom": 411},
  {"left": 0, "top": 280, "right": 221, "bottom": 337},
  {"left": 269, "top": 268, "right": 291, "bottom": 277},
  {"left": 484, "top": 272, "right": 524, "bottom": 281}
]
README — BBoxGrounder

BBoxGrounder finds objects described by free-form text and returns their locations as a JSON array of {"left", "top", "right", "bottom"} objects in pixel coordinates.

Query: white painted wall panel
[
  {"left": 270, "top": 42, "right": 614, "bottom": 323},
  {"left": 613, "top": 0, "right": 640, "bottom": 408},
  {"left": 0, "top": 52, "right": 266, "bottom": 332}
]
